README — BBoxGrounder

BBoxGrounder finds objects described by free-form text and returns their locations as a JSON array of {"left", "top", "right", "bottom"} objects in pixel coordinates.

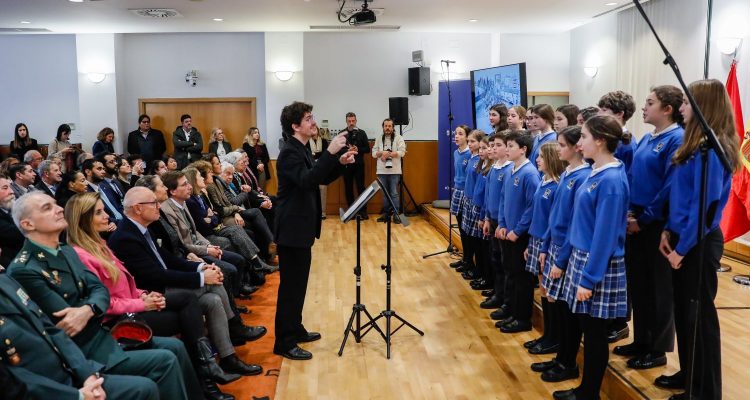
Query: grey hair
[
  {"left": 220, "top": 162, "right": 235, "bottom": 173},
  {"left": 37, "top": 160, "right": 55, "bottom": 176},
  {"left": 11, "top": 192, "right": 49, "bottom": 234},
  {"left": 23, "top": 150, "right": 41, "bottom": 163},
  {"left": 134, "top": 174, "right": 159, "bottom": 191},
  {"left": 222, "top": 151, "right": 242, "bottom": 166},
  {"left": 123, "top": 186, "right": 152, "bottom": 210}
]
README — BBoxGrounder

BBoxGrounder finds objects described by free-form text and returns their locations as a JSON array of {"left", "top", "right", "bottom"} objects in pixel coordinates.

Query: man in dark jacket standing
[
  {"left": 342, "top": 112, "right": 370, "bottom": 219},
  {"left": 272, "top": 102, "right": 356, "bottom": 360},
  {"left": 173, "top": 114, "right": 204, "bottom": 169},
  {"left": 127, "top": 114, "right": 166, "bottom": 165}
]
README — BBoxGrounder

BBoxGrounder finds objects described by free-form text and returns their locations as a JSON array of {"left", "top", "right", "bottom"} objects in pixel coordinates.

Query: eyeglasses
[{"left": 137, "top": 201, "right": 160, "bottom": 208}]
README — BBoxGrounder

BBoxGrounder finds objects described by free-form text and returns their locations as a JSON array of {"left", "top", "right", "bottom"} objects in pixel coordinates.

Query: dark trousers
[
  {"left": 343, "top": 162, "right": 366, "bottom": 207},
  {"left": 556, "top": 300, "right": 581, "bottom": 369},
  {"left": 626, "top": 221, "right": 675, "bottom": 353},
  {"left": 673, "top": 229, "right": 723, "bottom": 400},
  {"left": 489, "top": 221, "right": 507, "bottom": 302},
  {"left": 540, "top": 297, "right": 559, "bottom": 345},
  {"left": 499, "top": 239, "right": 514, "bottom": 310},
  {"left": 577, "top": 314, "right": 609, "bottom": 399},
  {"left": 274, "top": 245, "right": 312, "bottom": 353},
  {"left": 478, "top": 238, "right": 492, "bottom": 284},
  {"left": 140, "top": 290, "right": 205, "bottom": 349},
  {"left": 505, "top": 235, "right": 533, "bottom": 322},
  {"left": 205, "top": 250, "right": 243, "bottom": 314}
]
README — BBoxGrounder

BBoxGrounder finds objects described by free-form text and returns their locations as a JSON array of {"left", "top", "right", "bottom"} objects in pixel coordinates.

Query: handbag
[{"left": 109, "top": 313, "right": 153, "bottom": 351}]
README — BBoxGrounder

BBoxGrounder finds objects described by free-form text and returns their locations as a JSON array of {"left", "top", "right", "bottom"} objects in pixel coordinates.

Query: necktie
[
  {"left": 109, "top": 180, "right": 123, "bottom": 198},
  {"left": 98, "top": 187, "right": 123, "bottom": 220},
  {"left": 144, "top": 231, "right": 168, "bottom": 270}
]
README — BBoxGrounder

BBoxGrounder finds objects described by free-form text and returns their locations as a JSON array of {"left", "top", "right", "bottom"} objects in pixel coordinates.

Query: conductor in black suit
[{"left": 273, "top": 101, "right": 356, "bottom": 360}]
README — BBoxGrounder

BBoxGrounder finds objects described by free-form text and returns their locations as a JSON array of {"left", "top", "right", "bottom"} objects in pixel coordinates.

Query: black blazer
[
  {"left": 208, "top": 141, "right": 232, "bottom": 156},
  {"left": 242, "top": 142, "right": 272, "bottom": 180},
  {"left": 274, "top": 137, "right": 343, "bottom": 248},
  {"left": 108, "top": 217, "right": 202, "bottom": 293},
  {"left": 172, "top": 127, "right": 203, "bottom": 169},
  {"left": 8, "top": 139, "right": 39, "bottom": 161},
  {"left": 0, "top": 210, "right": 24, "bottom": 267},
  {"left": 92, "top": 140, "right": 115, "bottom": 157},
  {"left": 127, "top": 129, "right": 166, "bottom": 164},
  {"left": 33, "top": 180, "right": 55, "bottom": 198}
]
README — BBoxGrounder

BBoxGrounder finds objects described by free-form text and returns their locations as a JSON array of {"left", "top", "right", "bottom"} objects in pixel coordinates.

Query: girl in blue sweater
[
  {"left": 458, "top": 130, "right": 485, "bottom": 280},
  {"left": 523, "top": 141, "right": 566, "bottom": 355},
  {"left": 469, "top": 136, "right": 493, "bottom": 290},
  {"left": 450, "top": 125, "right": 473, "bottom": 270},
  {"left": 659, "top": 79, "right": 739, "bottom": 400},
  {"left": 553, "top": 115, "right": 630, "bottom": 400}
]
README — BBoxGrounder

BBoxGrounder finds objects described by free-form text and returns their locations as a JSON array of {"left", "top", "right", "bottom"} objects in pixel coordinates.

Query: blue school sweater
[
  {"left": 462, "top": 154, "right": 481, "bottom": 200},
  {"left": 614, "top": 130, "right": 638, "bottom": 171},
  {"left": 498, "top": 159, "right": 541, "bottom": 236},
  {"left": 556, "top": 161, "right": 629, "bottom": 289},
  {"left": 472, "top": 168, "right": 488, "bottom": 209},
  {"left": 529, "top": 131, "right": 557, "bottom": 169},
  {"left": 541, "top": 163, "right": 591, "bottom": 253},
  {"left": 528, "top": 178, "right": 559, "bottom": 239},
  {"left": 484, "top": 161, "right": 513, "bottom": 220},
  {"left": 667, "top": 149, "right": 732, "bottom": 256},
  {"left": 627, "top": 124, "right": 684, "bottom": 225},
  {"left": 453, "top": 147, "right": 472, "bottom": 190}
]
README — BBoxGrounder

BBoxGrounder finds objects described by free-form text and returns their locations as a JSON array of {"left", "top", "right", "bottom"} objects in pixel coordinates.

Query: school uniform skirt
[
  {"left": 461, "top": 203, "right": 484, "bottom": 238},
  {"left": 559, "top": 248, "right": 628, "bottom": 319},
  {"left": 541, "top": 243, "right": 564, "bottom": 300},
  {"left": 524, "top": 236, "right": 544, "bottom": 275},
  {"left": 450, "top": 188, "right": 464, "bottom": 215}
]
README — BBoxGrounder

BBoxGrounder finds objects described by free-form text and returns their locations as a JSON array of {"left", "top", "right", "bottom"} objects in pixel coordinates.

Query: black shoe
[
  {"left": 499, "top": 319, "right": 532, "bottom": 333},
  {"left": 470, "top": 279, "right": 492, "bottom": 290},
  {"left": 376, "top": 214, "right": 389, "bottom": 222},
  {"left": 613, "top": 342, "right": 647, "bottom": 357},
  {"left": 627, "top": 352, "right": 667, "bottom": 369},
  {"left": 229, "top": 322, "right": 267, "bottom": 342},
  {"left": 196, "top": 338, "right": 242, "bottom": 385},
  {"left": 607, "top": 325, "right": 630, "bottom": 343},
  {"left": 393, "top": 216, "right": 402, "bottom": 224},
  {"left": 219, "top": 354, "right": 263, "bottom": 376},
  {"left": 530, "top": 359, "right": 557, "bottom": 372},
  {"left": 542, "top": 364, "right": 579, "bottom": 382},
  {"left": 481, "top": 289, "right": 495, "bottom": 297},
  {"left": 274, "top": 346, "right": 313, "bottom": 360},
  {"left": 455, "top": 264, "right": 469, "bottom": 273},
  {"left": 202, "top": 379, "right": 236, "bottom": 400},
  {"left": 449, "top": 260, "right": 464, "bottom": 269},
  {"left": 494, "top": 316, "right": 515, "bottom": 328},
  {"left": 461, "top": 270, "right": 476, "bottom": 280},
  {"left": 523, "top": 336, "right": 543, "bottom": 349},
  {"left": 490, "top": 306, "right": 511, "bottom": 320},
  {"left": 480, "top": 295, "right": 503, "bottom": 309},
  {"left": 529, "top": 341, "right": 559, "bottom": 355},
  {"left": 296, "top": 331, "right": 322, "bottom": 343},
  {"left": 655, "top": 371, "right": 684, "bottom": 389},
  {"left": 552, "top": 388, "right": 578, "bottom": 400},
  {"left": 239, "top": 284, "right": 259, "bottom": 296}
]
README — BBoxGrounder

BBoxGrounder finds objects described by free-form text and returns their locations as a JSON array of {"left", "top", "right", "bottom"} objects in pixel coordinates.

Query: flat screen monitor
[{"left": 470, "top": 63, "right": 527, "bottom": 133}]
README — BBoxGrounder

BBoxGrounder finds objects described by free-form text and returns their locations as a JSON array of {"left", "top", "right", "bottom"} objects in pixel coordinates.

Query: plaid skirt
[
  {"left": 524, "top": 236, "right": 544, "bottom": 275},
  {"left": 559, "top": 248, "right": 628, "bottom": 319},
  {"left": 461, "top": 201, "right": 484, "bottom": 238},
  {"left": 450, "top": 188, "right": 464, "bottom": 215},
  {"left": 541, "top": 243, "right": 564, "bottom": 300}
]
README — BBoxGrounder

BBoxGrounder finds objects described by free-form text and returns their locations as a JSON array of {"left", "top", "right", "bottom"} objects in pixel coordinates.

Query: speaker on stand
[{"left": 388, "top": 97, "right": 419, "bottom": 216}]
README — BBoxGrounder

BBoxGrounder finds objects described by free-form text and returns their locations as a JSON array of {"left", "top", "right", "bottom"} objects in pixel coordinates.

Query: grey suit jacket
[{"left": 161, "top": 198, "right": 211, "bottom": 256}]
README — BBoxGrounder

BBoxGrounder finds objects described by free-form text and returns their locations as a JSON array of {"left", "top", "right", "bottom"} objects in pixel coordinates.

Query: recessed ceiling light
[
  {"left": 605, "top": 2, "right": 617, "bottom": 5},
  {"left": 213, "top": 18, "right": 224, "bottom": 22},
  {"left": 69, "top": 0, "right": 84, "bottom": 3},
  {"left": 20, "top": 21, "right": 31, "bottom": 24},
  {"left": 469, "top": 19, "right": 478, "bottom": 22}
]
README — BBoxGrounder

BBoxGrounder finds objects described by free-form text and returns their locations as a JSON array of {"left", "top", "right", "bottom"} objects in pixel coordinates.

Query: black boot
[
  {"left": 202, "top": 378, "right": 236, "bottom": 400},
  {"left": 196, "top": 337, "right": 241, "bottom": 384}
]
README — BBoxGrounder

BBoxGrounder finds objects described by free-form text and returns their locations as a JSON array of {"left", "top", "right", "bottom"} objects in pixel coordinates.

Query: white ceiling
[{"left": 0, "top": 0, "right": 632, "bottom": 34}]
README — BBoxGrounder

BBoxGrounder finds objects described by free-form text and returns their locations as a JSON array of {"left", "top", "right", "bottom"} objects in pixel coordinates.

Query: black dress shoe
[
  {"left": 500, "top": 319, "right": 532, "bottom": 333},
  {"left": 274, "top": 346, "right": 313, "bottom": 360},
  {"left": 530, "top": 359, "right": 558, "bottom": 372},
  {"left": 296, "top": 331, "right": 322, "bottom": 343},
  {"left": 607, "top": 325, "right": 630, "bottom": 343},
  {"left": 480, "top": 295, "right": 503, "bottom": 309},
  {"left": 552, "top": 388, "right": 578, "bottom": 400},
  {"left": 613, "top": 342, "right": 647, "bottom": 357},
  {"left": 523, "top": 337, "right": 543, "bottom": 349},
  {"left": 461, "top": 270, "right": 476, "bottom": 280},
  {"left": 449, "top": 260, "right": 464, "bottom": 269},
  {"left": 490, "top": 305, "right": 511, "bottom": 320},
  {"left": 481, "top": 289, "right": 495, "bottom": 297},
  {"left": 542, "top": 364, "right": 579, "bottom": 382},
  {"left": 529, "top": 341, "right": 559, "bottom": 355},
  {"left": 202, "top": 378, "right": 236, "bottom": 400},
  {"left": 219, "top": 354, "right": 263, "bottom": 376},
  {"left": 627, "top": 352, "right": 667, "bottom": 369},
  {"left": 239, "top": 284, "right": 259, "bottom": 296},
  {"left": 655, "top": 371, "right": 684, "bottom": 389},
  {"left": 229, "top": 324, "right": 267, "bottom": 342},
  {"left": 470, "top": 279, "right": 492, "bottom": 290}
]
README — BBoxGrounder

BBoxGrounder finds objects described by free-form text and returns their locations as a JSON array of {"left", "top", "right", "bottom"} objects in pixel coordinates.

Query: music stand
[
  {"left": 338, "top": 181, "right": 387, "bottom": 356},
  {"left": 371, "top": 177, "right": 424, "bottom": 359}
]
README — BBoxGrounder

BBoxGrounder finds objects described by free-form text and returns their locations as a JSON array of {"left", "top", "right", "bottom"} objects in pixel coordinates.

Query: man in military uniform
[
  {"left": 6, "top": 191, "right": 196, "bottom": 400},
  {"left": 0, "top": 268, "right": 159, "bottom": 399}
]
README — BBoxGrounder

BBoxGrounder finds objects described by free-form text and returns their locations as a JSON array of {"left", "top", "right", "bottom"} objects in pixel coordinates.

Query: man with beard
[
  {"left": 82, "top": 159, "right": 123, "bottom": 224},
  {"left": 0, "top": 175, "right": 24, "bottom": 267}
]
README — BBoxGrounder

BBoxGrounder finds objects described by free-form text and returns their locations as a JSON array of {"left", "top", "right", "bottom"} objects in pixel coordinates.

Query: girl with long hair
[
  {"left": 449, "top": 125, "right": 473, "bottom": 270},
  {"left": 9, "top": 123, "right": 39, "bottom": 160},
  {"left": 457, "top": 130, "right": 485, "bottom": 281},
  {"left": 242, "top": 127, "right": 271, "bottom": 190},
  {"left": 469, "top": 136, "right": 493, "bottom": 290}
]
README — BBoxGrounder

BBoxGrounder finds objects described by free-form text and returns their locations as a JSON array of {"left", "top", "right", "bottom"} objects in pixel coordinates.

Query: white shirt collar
[
  {"left": 565, "top": 162, "right": 590, "bottom": 175},
  {"left": 128, "top": 217, "right": 149, "bottom": 235},
  {"left": 169, "top": 197, "right": 185, "bottom": 210},
  {"left": 590, "top": 160, "right": 622, "bottom": 176},
  {"left": 512, "top": 158, "right": 530, "bottom": 174},
  {"left": 651, "top": 123, "right": 679, "bottom": 138}
]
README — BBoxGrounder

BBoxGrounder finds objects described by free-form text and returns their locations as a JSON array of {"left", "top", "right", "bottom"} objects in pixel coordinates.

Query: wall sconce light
[
  {"left": 274, "top": 71, "right": 294, "bottom": 81},
  {"left": 87, "top": 72, "right": 106, "bottom": 84},
  {"left": 716, "top": 37, "right": 742, "bottom": 55},
  {"left": 583, "top": 66, "right": 599, "bottom": 78}
]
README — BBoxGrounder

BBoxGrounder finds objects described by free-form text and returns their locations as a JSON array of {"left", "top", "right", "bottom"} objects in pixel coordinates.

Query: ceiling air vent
[
  {"left": 310, "top": 25, "right": 400, "bottom": 30},
  {"left": 0, "top": 28, "right": 52, "bottom": 33},
  {"left": 129, "top": 8, "right": 183, "bottom": 19}
]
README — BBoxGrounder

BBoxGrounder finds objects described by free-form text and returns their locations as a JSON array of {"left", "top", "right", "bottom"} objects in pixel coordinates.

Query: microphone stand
[
  {"left": 423, "top": 59, "right": 460, "bottom": 259},
  {"left": 632, "top": 1, "right": 732, "bottom": 398}
]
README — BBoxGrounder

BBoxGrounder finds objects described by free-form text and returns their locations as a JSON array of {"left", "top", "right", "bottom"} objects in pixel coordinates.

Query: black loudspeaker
[
  {"left": 389, "top": 97, "right": 409, "bottom": 126},
  {"left": 408, "top": 67, "right": 430, "bottom": 96}
]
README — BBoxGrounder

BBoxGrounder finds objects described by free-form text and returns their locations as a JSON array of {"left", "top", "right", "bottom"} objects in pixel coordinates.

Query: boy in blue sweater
[{"left": 496, "top": 131, "right": 540, "bottom": 333}]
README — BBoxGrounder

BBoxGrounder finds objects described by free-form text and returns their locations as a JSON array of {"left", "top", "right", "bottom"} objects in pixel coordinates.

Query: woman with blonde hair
[
  {"left": 92, "top": 127, "right": 115, "bottom": 156},
  {"left": 64, "top": 192, "right": 242, "bottom": 397},
  {"left": 208, "top": 127, "right": 232, "bottom": 158},
  {"left": 242, "top": 127, "right": 271, "bottom": 190}
]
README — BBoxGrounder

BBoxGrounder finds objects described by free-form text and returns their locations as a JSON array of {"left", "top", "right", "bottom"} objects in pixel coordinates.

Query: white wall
[
  {"left": 303, "top": 32, "right": 493, "bottom": 141},
  {"left": 498, "top": 32, "right": 571, "bottom": 93},
  {"left": 569, "top": 13, "right": 619, "bottom": 108},
  {"left": 264, "top": 32, "right": 305, "bottom": 157},
  {"left": 0, "top": 35, "right": 79, "bottom": 146},
  {"left": 115, "top": 33, "right": 267, "bottom": 149}
]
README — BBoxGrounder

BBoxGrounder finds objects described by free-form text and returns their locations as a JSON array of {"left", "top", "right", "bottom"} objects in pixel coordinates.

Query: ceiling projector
[{"left": 339, "top": 0, "right": 377, "bottom": 26}]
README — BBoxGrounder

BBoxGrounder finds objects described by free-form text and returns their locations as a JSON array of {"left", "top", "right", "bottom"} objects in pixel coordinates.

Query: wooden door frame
[{"left": 138, "top": 97, "right": 257, "bottom": 115}]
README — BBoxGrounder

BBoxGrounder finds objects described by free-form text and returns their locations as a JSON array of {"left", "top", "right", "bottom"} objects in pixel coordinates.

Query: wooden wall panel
[
  {"left": 139, "top": 98, "right": 256, "bottom": 156},
  {"left": 267, "top": 140, "right": 438, "bottom": 214}
]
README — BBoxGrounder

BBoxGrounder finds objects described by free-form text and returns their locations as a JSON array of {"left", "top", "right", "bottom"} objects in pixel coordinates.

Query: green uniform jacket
[
  {"left": 7, "top": 240, "right": 128, "bottom": 369},
  {"left": 0, "top": 273, "right": 103, "bottom": 400}
]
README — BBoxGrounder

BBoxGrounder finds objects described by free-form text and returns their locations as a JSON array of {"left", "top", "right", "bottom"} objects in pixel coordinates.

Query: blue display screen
[{"left": 471, "top": 63, "right": 527, "bottom": 133}]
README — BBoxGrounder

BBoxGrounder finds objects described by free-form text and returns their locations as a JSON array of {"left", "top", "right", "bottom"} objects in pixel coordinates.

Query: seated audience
[
  {"left": 166, "top": 155, "right": 179, "bottom": 172},
  {"left": 9, "top": 123, "right": 39, "bottom": 161},
  {"left": 35, "top": 159, "right": 62, "bottom": 197},
  {"left": 209, "top": 128, "right": 233, "bottom": 158},
  {"left": 92, "top": 127, "right": 116, "bottom": 156},
  {"left": 148, "top": 159, "right": 168, "bottom": 176},
  {"left": 0, "top": 157, "right": 20, "bottom": 177},
  {"left": 9, "top": 163, "right": 37, "bottom": 199},
  {"left": 116, "top": 156, "right": 134, "bottom": 192},
  {"left": 23, "top": 150, "right": 43, "bottom": 183},
  {"left": 0, "top": 175, "right": 24, "bottom": 267},
  {"left": 82, "top": 159, "right": 123, "bottom": 224},
  {"left": 55, "top": 170, "right": 88, "bottom": 208}
]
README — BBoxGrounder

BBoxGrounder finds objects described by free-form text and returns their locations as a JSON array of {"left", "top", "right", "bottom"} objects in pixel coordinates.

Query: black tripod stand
[
  {"left": 338, "top": 215, "right": 386, "bottom": 356},
  {"left": 396, "top": 124, "right": 420, "bottom": 216},
  {"left": 371, "top": 178, "right": 424, "bottom": 359},
  {"left": 423, "top": 59, "right": 460, "bottom": 259}
]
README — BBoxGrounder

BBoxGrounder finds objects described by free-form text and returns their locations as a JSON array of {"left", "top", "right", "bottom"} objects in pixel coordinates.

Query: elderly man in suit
[
  {"left": 108, "top": 187, "right": 265, "bottom": 376},
  {"left": 35, "top": 160, "right": 62, "bottom": 197},
  {"left": 273, "top": 101, "right": 356, "bottom": 360},
  {"left": 6, "top": 192, "right": 193, "bottom": 400},
  {"left": 0, "top": 176, "right": 24, "bottom": 268},
  {"left": 173, "top": 114, "right": 204, "bottom": 169}
]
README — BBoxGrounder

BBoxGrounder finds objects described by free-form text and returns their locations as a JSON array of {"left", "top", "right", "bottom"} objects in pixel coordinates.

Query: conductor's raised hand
[
  {"left": 327, "top": 131, "right": 349, "bottom": 155},
  {"left": 339, "top": 149, "right": 358, "bottom": 165}
]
